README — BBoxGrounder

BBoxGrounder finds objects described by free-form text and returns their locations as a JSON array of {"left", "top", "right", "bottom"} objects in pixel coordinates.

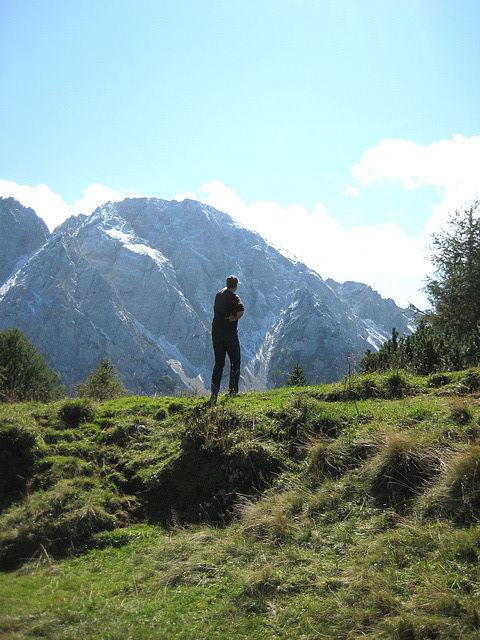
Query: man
[{"left": 210, "top": 275, "right": 244, "bottom": 403}]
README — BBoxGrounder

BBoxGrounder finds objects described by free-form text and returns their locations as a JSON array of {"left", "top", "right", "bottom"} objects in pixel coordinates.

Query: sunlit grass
[{"left": 1, "top": 370, "right": 480, "bottom": 638}]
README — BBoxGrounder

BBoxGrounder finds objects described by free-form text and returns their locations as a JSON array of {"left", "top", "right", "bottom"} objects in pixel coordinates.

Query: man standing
[{"left": 210, "top": 275, "right": 244, "bottom": 404}]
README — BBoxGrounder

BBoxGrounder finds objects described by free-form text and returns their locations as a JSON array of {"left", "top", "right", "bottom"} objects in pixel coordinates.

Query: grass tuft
[
  {"left": 417, "top": 443, "right": 480, "bottom": 523},
  {"left": 368, "top": 432, "right": 441, "bottom": 511},
  {"left": 2, "top": 371, "right": 480, "bottom": 638},
  {"left": 58, "top": 398, "right": 96, "bottom": 428}
]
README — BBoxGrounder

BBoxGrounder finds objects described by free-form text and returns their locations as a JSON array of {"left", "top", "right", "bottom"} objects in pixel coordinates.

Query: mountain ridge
[
  {"left": 0, "top": 196, "right": 49, "bottom": 283},
  {"left": 0, "top": 196, "right": 414, "bottom": 393}
]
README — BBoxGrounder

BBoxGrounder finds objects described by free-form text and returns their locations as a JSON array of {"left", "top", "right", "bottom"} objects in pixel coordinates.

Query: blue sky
[{"left": 1, "top": 0, "right": 479, "bottom": 308}]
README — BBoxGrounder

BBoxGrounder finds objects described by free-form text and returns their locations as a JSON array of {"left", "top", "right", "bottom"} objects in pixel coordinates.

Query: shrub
[
  {"left": 384, "top": 370, "right": 410, "bottom": 399},
  {"left": 0, "top": 327, "right": 59, "bottom": 402},
  {"left": 354, "top": 374, "right": 381, "bottom": 399},
  {"left": 168, "top": 401, "right": 184, "bottom": 415},
  {"left": 428, "top": 372, "right": 452, "bottom": 388},
  {"left": 286, "top": 359, "right": 308, "bottom": 387},
  {"left": 78, "top": 357, "right": 125, "bottom": 401}
]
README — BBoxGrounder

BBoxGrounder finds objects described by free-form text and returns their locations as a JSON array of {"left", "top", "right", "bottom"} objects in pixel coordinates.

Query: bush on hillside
[
  {"left": 77, "top": 357, "right": 126, "bottom": 401},
  {"left": 0, "top": 327, "right": 59, "bottom": 402}
]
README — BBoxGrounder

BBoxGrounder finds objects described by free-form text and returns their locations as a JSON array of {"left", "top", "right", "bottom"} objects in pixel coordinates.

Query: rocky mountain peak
[
  {"left": 0, "top": 197, "right": 414, "bottom": 394},
  {"left": 0, "top": 197, "right": 50, "bottom": 283}
]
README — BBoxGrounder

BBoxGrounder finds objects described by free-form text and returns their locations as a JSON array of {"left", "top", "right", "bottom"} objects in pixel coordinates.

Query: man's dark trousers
[{"left": 211, "top": 327, "right": 241, "bottom": 396}]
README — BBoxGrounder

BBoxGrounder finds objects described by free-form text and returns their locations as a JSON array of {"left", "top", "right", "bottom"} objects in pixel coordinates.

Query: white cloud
[
  {"left": 349, "top": 134, "right": 480, "bottom": 234},
  {"left": 0, "top": 180, "right": 142, "bottom": 231},
  {"left": 71, "top": 184, "right": 142, "bottom": 221},
  {"left": 173, "top": 180, "right": 430, "bottom": 308},
  {"left": 340, "top": 183, "right": 361, "bottom": 198},
  {"left": 0, "top": 180, "right": 68, "bottom": 232},
  {"left": 351, "top": 135, "right": 480, "bottom": 191},
  {"left": 4, "top": 134, "right": 478, "bottom": 310}
]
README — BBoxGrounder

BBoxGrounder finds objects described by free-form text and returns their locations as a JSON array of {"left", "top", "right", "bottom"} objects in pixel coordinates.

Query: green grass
[{"left": 1, "top": 370, "right": 480, "bottom": 638}]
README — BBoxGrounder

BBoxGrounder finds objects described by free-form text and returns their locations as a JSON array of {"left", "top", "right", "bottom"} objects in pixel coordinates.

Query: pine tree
[
  {"left": 360, "top": 201, "right": 480, "bottom": 374},
  {"left": 0, "top": 327, "right": 58, "bottom": 402},
  {"left": 286, "top": 358, "right": 308, "bottom": 386},
  {"left": 79, "top": 357, "right": 126, "bottom": 401},
  {"left": 425, "top": 200, "right": 480, "bottom": 341}
]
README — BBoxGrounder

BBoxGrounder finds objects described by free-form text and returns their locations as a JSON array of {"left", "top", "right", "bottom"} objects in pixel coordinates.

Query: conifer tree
[
  {"left": 360, "top": 200, "right": 480, "bottom": 374},
  {"left": 0, "top": 327, "right": 58, "bottom": 402},
  {"left": 78, "top": 357, "right": 126, "bottom": 401},
  {"left": 287, "top": 358, "right": 308, "bottom": 386},
  {"left": 425, "top": 200, "right": 480, "bottom": 342}
]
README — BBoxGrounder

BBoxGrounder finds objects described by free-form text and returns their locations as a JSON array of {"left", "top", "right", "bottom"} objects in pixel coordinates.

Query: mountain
[
  {"left": 0, "top": 197, "right": 49, "bottom": 283},
  {"left": 0, "top": 197, "right": 414, "bottom": 394},
  {"left": 325, "top": 279, "right": 416, "bottom": 350}
]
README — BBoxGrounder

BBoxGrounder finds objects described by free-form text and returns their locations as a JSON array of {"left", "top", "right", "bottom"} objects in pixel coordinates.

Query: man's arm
[{"left": 227, "top": 310, "right": 244, "bottom": 322}]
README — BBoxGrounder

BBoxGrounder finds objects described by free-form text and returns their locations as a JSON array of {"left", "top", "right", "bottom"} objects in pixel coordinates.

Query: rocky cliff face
[
  {"left": 0, "top": 197, "right": 50, "bottom": 283},
  {"left": 0, "top": 197, "right": 414, "bottom": 394},
  {"left": 326, "top": 279, "right": 415, "bottom": 350}
]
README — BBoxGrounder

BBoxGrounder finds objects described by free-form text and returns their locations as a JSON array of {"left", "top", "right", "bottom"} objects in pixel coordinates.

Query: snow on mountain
[
  {"left": 325, "top": 279, "right": 415, "bottom": 350},
  {"left": 0, "top": 197, "right": 414, "bottom": 394}
]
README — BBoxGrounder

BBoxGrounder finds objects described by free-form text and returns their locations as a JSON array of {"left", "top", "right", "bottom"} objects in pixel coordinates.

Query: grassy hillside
[{"left": 1, "top": 369, "right": 480, "bottom": 639}]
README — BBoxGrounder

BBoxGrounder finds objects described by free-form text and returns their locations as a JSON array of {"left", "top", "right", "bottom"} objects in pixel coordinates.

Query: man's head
[{"left": 226, "top": 275, "right": 239, "bottom": 290}]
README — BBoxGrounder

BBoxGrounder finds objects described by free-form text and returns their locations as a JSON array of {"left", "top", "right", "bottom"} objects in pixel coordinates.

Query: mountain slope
[
  {"left": 326, "top": 278, "right": 415, "bottom": 349},
  {"left": 0, "top": 197, "right": 413, "bottom": 393},
  {"left": 0, "top": 197, "right": 50, "bottom": 283}
]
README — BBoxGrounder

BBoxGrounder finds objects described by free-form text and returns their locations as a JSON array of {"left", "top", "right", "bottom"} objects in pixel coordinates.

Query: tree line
[
  {"left": 0, "top": 327, "right": 124, "bottom": 403},
  {"left": 361, "top": 200, "right": 480, "bottom": 374}
]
